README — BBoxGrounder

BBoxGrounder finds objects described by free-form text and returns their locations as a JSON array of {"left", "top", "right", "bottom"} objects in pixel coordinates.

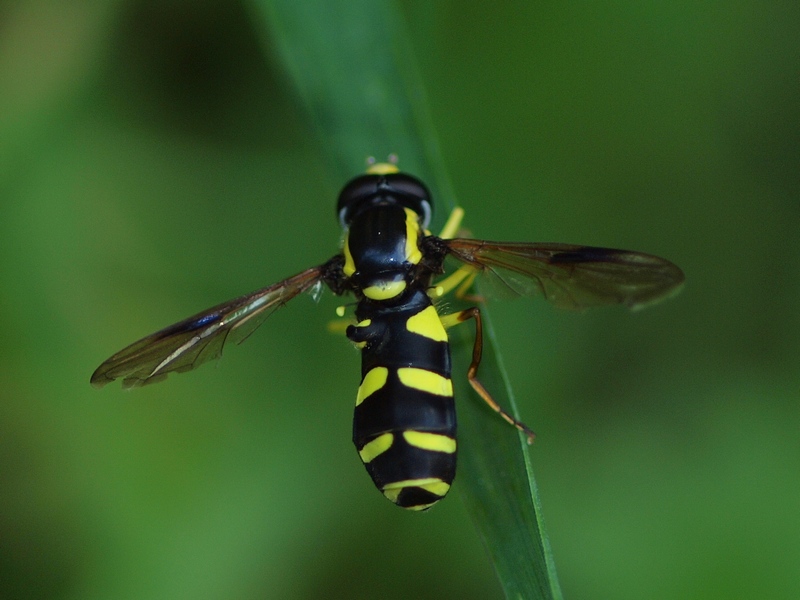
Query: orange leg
[{"left": 441, "top": 307, "right": 536, "bottom": 444}]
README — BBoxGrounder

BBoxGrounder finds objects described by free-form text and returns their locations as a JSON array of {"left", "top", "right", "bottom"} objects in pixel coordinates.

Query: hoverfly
[{"left": 92, "top": 162, "right": 684, "bottom": 510}]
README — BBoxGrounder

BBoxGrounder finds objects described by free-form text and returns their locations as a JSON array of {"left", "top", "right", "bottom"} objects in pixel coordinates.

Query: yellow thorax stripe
[
  {"left": 342, "top": 233, "right": 356, "bottom": 277},
  {"left": 403, "top": 207, "right": 423, "bottom": 266}
]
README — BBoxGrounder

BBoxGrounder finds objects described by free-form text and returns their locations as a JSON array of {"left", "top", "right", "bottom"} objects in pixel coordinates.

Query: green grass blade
[
  {"left": 450, "top": 308, "right": 562, "bottom": 599},
  {"left": 247, "top": 1, "right": 450, "bottom": 186},
  {"left": 248, "top": 2, "right": 562, "bottom": 597}
]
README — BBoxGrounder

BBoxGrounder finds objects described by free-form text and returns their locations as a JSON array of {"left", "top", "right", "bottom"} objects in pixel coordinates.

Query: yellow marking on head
[
  {"left": 397, "top": 368, "right": 453, "bottom": 397},
  {"left": 403, "top": 207, "right": 423, "bottom": 266},
  {"left": 343, "top": 235, "right": 356, "bottom": 277},
  {"left": 405, "top": 305, "right": 447, "bottom": 342},
  {"left": 356, "top": 367, "right": 388, "bottom": 406},
  {"left": 363, "top": 279, "right": 407, "bottom": 300},
  {"left": 366, "top": 162, "right": 400, "bottom": 175},
  {"left": 358, "top": 433, "right": 394, "bottom": 463},
  {"left": 403, "top": 431, "right": 456, "bottom": 454},
  {"left": 382, "top": 478, "right": 451, "bottom": 505}
]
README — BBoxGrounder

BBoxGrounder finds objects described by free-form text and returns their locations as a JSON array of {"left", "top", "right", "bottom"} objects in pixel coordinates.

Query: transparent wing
[
  {"left": 91, "top": 266, "right": 328, "bottom": 389},
  {"left": 443, "top": 239, "right": 684, "bottom": 310}
]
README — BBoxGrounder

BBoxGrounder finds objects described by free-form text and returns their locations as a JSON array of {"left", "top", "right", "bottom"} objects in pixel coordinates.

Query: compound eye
[
  {"left": 337, "top": 175, "right": 381, "bottom": 227},
  {"left": 385, "top": 174, "right": 433, "bottom": 228},
  {"left": 336, "top": 172, "right": 434, "bottom": 229},
  {"left": 384, "top": 173, "right": 429, "bottom": 199}
]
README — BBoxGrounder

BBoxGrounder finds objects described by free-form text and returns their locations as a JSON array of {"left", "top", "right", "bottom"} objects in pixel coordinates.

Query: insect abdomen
[{"left": 349, "top": 293, "right": 456, "bottom": 510}]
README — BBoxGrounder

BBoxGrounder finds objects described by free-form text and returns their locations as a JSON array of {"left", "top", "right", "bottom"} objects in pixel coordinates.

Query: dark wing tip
[
  {"left": 548, "top": 246, "right": 621, "bottom": 264},
  {"left": 444, "top": 238, "right": 685, "bottom": 310}
]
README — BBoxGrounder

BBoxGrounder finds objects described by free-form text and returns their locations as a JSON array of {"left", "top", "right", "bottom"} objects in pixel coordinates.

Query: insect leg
[
  {"left": 326, "top": 304, "right": 356, "bottom": 335},
  {"left": 438, "top": 207, "right": 465, "bottom": 240},
  {"left": 429, "top": 265, "right": 477, "bottom": 300},
  {"left": 326, "top": 318, "right": 351, "bottom": 335},
  {"left": 440, "top": 308, "right": 536, "bottom": 444}
]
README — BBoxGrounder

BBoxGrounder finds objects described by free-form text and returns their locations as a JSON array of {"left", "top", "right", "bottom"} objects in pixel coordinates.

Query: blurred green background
[{"left": 2, "top": 1, "right": 798, "bottom": 598}]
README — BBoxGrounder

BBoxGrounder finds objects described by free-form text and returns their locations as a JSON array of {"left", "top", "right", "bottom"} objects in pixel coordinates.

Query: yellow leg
[
  {"left": 430, "top": 206, "right": 483, "bottom": 301},
  {"left": 326, "top": 305, "right": 354, "bottom": 335},
  {"left": 441, "top": 307, "right": 536, "bottom": 444},
  {"left": 429, "top": 265, "right": 477, "bottom": 299},
  {"left": 326, "top": 319, "right": 351, "bottom": 335},
  {"left": 438, "top": 207, "right": 465, "bottom": 240}
]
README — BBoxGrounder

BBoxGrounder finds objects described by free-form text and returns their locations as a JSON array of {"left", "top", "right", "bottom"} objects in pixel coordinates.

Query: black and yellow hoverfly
[{"left": 92, "top": 162, "right": 684, "bottom": 510}]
